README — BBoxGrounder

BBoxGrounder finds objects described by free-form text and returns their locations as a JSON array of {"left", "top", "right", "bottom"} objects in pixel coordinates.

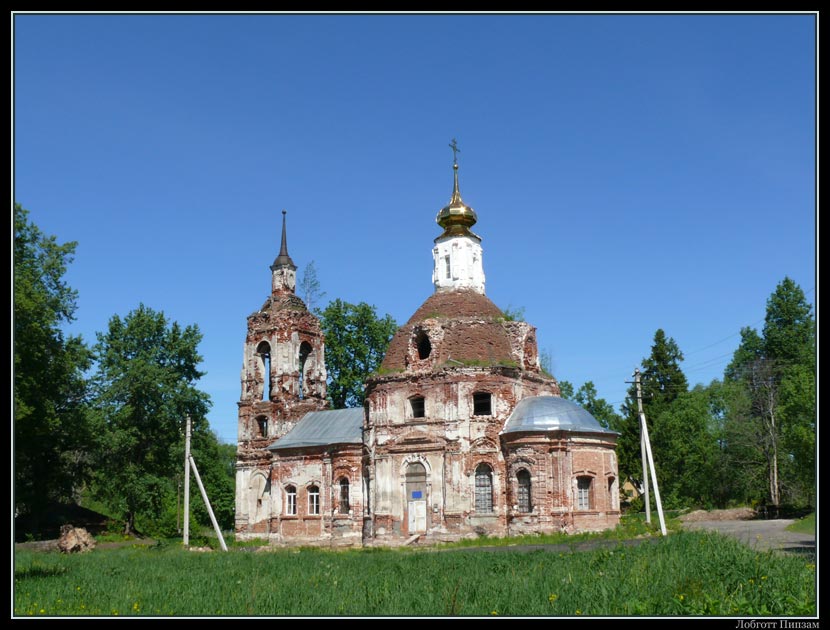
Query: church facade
[{"left": 234, "top": 156, "right": 620, "bottom": 545}]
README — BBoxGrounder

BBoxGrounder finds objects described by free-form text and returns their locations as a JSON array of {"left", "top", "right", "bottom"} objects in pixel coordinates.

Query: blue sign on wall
[{"left": 411, "top": 491, "right": 422, "bottom": 499}]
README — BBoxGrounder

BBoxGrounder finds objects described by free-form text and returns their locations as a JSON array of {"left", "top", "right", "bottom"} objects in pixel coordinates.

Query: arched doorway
[{"left": 405, "top": 461, "right": 427, "bottom": 534}]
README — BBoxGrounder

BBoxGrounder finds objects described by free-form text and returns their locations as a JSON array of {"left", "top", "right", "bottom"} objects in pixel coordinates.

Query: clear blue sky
[{"left": 14, "top": 13, "right": 816, "bottom": 444}]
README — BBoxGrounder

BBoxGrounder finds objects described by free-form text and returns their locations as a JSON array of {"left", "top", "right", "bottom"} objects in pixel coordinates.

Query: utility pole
[
  {"left": 639, "top": 397, "right": 651, "bottom": 524},
  {"left": 634, "top": 369, "right": 667, "bottom": 536},
  {"left": 189, "top": 454, "right": 229, "bottom": 551},
  {"left": 176, "top": 475, "right": 181, "bottom": 534},
  {"left": 183, "top": 415, "right": 191, "bottom": 546},
  {"left": 182, "top": 414, "right": 228, "bottom": 551}
]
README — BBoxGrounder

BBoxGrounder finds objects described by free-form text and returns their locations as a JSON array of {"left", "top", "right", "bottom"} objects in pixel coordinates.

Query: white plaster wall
[
  {"left": 432, "top": 235, "right": 485, "bottom": 293},
  {"left": 236, "top": 467, "right": 251, "bottom": 521},
  {"left": 271, "top": 267, "right": 296, "bottom": 293},
  {"left": 249, "top": 471, "right": 270, "bottom": 525},
  {"left": 376, "top": 457, "right": 393, "bottom": 514}
]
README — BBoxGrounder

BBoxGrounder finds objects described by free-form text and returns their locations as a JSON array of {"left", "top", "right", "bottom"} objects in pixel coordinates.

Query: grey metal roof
[
  {"left": 502, "top": 396, "right": 617, "bottom": 435},
  {"left": 268, "top": 408, "right": 363, "bottom": 450}
]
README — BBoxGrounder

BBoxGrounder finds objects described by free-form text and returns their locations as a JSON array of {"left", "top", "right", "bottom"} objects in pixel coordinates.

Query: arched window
[
  {"left": 517, "top": 469, "right": 532, "bottom": 513},
  {"left": 473, "top": 391, "right": 492, "bottom": 416},
  {"left": 409, "top": 396, "right": 425, "bottom": 419},
  {"left": 576, "top": 477, "right": 593, "bottom": 511},
  {"left": 256, "top": 416, "right": 268, "bottom": 438},
  {"left": 475, "top": 463, "right": 493, "bottom": 513},
  {"left": 308, "top": 485, "right": 320, "bottom": 515},
  {"left": 285, "top": 485, "right": 297, "bottom": 516},
  {"left": 414, "top": 330, "right": 431, "bottom": 360},
  {"left": 298, "top": 341, "right": 312, "bottom": 400},
  {"left": 608, "top": 477, "right": 616, "bottom": 510},
  {"left": 339, "top": 477, "right": 350, "bottom": 514},
  {"left": 256, "top": 341, "right": 271, "bottom": 401}
]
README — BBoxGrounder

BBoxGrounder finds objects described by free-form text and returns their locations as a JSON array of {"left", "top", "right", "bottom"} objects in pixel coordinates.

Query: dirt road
[{"left": 681, "top": 518, "right": 815, "bottom": 558}]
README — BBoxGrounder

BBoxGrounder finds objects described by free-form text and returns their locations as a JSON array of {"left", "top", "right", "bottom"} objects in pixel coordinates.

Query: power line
[
  {"left": 682, "top": 286, "right": 814, "bottom": 357},
  {"left": 683, "top": 350, "right": 737, "bottom": 372}
]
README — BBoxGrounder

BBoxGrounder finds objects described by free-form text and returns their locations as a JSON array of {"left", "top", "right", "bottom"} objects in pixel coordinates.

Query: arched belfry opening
[
  {"left": 299, "top": 341, "right": 312, "bottom": 400},
  {"left": 256, "top": 341, "right": 272, "bottom": 401}
]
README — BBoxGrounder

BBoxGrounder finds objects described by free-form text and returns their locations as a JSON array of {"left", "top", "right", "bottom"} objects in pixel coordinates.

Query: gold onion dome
[{"left": 436, "top": 158, "right": 478, "bottom": 239}]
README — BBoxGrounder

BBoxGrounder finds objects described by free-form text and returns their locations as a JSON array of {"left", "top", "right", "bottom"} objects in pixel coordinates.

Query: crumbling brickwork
[
  {"left": 235, "top": 215, "right": 329, "bottom": 538},
  {"left": 363, "top": 296, "right": 620, "bottom": 543},
  {"left": 268, "top": 444, "right": 363, "bottom": 545}
]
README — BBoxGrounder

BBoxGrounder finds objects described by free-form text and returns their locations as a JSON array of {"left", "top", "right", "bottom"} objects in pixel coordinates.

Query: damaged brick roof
[{"left": 380, "top": 289, "right": 523, "bottom": 372}]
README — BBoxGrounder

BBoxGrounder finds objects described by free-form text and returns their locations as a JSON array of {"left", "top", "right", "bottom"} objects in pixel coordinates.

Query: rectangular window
[
  {"left": 577, "top": 477, "right": 592, "bottom": 511},
  {"left": 473, "top": 392, "right": 492, "bottom": 416},
  {"left": 308, "top": 486, "right": 320, "bottom": 515},
  {"left": 445, "top": 255, "right": 451, "bottom": 279},
  {"left": 409, "top": 396, "right": 425, "bottom": 418},
  {"left": 285, "top": 488, "right": 297, "bottom": 516}
]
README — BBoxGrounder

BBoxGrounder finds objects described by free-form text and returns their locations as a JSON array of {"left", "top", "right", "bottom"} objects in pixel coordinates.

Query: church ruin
[{"left": 234, "top": 149, "right": 620, "bottom": 545}]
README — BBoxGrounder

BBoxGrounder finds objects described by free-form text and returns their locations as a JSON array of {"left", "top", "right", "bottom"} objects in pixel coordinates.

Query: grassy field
[
  {"left": 786, "top": 512, "right": 815, "bottom": 535},
  {"left": 14, "top": 531, "right": 815, "bottom": 617},
  {"left": 434, "top": 510, "right": 681, "bottom": 549}
]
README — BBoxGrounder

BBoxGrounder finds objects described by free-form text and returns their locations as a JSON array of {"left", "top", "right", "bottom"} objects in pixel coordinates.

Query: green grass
[
  {"left": 786, "top": 512, "right": 815, "bottom": 534},
  {"left": 13, "top": 531, "right": 815, "bottom": 617},
  {"left": 434, "top": 512, "right": 681, "bottom": 550}
]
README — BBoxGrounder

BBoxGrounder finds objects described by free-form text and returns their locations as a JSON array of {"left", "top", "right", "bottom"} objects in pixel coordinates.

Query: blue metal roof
[
  {"left": 268, "top": 408, "right": 364, "bottom": 450},
  {"left": 502, "top": 396, "right": 617, "bottom": 435}
]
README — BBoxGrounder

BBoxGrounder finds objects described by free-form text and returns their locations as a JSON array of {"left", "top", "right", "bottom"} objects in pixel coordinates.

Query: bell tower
[{"left": 235, "top": 210, "right": 328, "bottom": 535}]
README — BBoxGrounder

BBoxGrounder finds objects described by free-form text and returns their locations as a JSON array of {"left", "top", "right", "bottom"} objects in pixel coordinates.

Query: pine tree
[{"left": 616, "top": 329, "right": 688, "bottom": 486}]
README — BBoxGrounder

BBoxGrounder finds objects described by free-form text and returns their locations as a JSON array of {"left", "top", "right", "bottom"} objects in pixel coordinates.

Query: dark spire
[{"left": 271, "top": 209, "right": 297, "bottom": 271}]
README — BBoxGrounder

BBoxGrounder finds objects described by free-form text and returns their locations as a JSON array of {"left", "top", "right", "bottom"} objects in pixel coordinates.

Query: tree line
[
  {"left": 14, "top": 201, "right": 814, "bottom": 540},
  {"left": 14, "top": 204, "right": 234, "bottom": 538},
  {"left": 14, "top": 205, "right": 396, "bottom": 539},
  {"left": 559, "top": 278, "right": 815, "bottom": 511}
]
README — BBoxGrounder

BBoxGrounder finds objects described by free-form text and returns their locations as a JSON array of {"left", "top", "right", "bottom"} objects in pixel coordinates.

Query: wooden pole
[
  {"left": 183, "top": 415, "right": 191, "bottom": 546},
  {"left": 189, "top": 455, "right": 229, "bottom": 551},
  {"left": 635, "top": 370, "right": 667, "bottom": 536}
]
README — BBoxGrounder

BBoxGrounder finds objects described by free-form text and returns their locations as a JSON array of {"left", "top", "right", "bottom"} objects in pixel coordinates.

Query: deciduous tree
[
  {"left": 574, "top": 381, "right": 620, "bottom": 430},
  {"left": 90, "top": 304, "right": 211, "bottom": 534},
  {"left": 14, "top": 204, "right": 92, "bottom": 520},
  {"left": 318, "top": 300, "right": 397, "bottom": 408},
  {"left": 298, "top": 261, "right": 326, "bottom": 314}
]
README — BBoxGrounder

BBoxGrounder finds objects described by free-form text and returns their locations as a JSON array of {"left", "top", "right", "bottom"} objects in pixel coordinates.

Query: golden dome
[{"left": 436, "top": 162, "right": 478, "bottom": 239}]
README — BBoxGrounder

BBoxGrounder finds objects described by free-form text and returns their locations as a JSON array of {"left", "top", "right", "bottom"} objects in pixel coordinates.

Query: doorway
[{"left": 405, "top": 461, "right": 427, "bottom": 533}]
